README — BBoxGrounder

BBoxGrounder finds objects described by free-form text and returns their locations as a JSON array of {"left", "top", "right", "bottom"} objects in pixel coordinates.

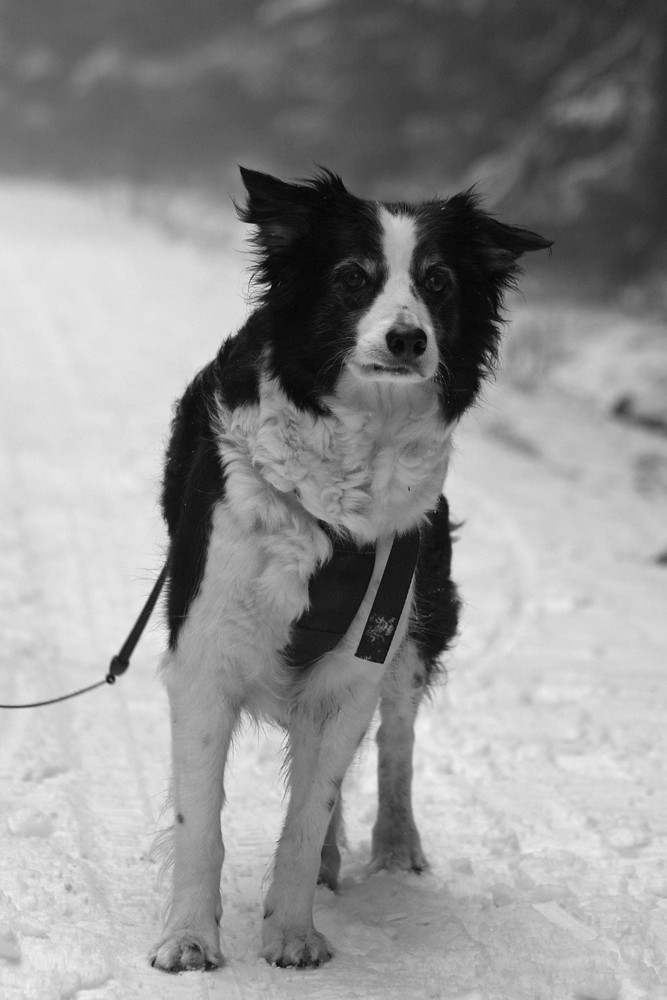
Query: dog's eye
[
  {"left": 339, "top": 265, "right": 368, "bottom": 290},
  {"left": 423, "top": 269, "right": 449, "bottom": 294}
]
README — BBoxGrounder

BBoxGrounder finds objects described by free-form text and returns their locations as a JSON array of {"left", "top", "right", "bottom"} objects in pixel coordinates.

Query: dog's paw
[
  {"left": 262, "top": 927, "right": 333, "bottom": 968},
  {"left": 149, "top": 929, "right": 224, "bottom": 973},
  {"left": 370, "top": 821, "right": 428, "bottom": 874},
  {"left": 369, "top": 844, "right": 429, "bottom": 874}
]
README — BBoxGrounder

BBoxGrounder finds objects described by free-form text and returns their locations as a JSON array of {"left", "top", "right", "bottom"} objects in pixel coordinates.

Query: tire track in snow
[
  {"left": 448, "top": 461, "right": 540, "bottom": 674},
  {"left": 0, "top": 459, "right": 35, "bottom": 767}
]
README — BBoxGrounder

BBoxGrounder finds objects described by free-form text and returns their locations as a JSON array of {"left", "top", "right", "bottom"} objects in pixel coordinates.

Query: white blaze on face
[{"left": 353, "top": 207, "right": 438, "bottom": 381}]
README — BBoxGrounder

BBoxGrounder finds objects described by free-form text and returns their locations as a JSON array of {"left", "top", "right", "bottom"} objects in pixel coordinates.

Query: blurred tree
[{"left": 0, "top": 0, "right": 664, "bottom": 286}]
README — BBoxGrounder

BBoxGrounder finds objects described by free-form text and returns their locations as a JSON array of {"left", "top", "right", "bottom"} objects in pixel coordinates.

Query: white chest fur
[{"left": 216, "top": 369, "right": 455, "bottom": 542}]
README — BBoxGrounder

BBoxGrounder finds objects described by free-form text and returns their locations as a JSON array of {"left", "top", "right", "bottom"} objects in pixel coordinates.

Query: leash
[{"left": 0, "top": 562, "right": 168, "bottom": 709}]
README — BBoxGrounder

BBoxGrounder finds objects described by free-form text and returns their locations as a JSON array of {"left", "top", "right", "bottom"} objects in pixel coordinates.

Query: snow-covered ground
[{"left": 1, "top": 181, "right": 666, "bottom": 1000}]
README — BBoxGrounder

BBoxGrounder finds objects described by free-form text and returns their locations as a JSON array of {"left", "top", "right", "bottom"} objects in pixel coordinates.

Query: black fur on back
[{"left": 161, "top": 326, "right": 263, "bottom": 648}]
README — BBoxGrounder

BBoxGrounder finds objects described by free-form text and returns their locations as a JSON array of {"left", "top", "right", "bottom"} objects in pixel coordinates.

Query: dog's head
[{"left": 237, "top": 167, "right": 551, "bottom": 420}]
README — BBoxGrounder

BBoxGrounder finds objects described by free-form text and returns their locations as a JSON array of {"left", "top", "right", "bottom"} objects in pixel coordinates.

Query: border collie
[{"left": 149, "top": 167, "right": 550, "bottom": 972}]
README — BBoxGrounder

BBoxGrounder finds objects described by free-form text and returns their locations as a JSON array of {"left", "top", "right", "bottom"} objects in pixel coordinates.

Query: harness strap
[
  {"left": 355, "top": 528, "right": 420, "bottom": 663},
  {"left": 284, "top": 527, "right": 420, "bottom": 670}
]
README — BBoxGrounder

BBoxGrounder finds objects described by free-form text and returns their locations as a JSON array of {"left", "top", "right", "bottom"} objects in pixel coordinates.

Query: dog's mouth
[{"left": 351, "top": 360, "right": 426, "bottom": 381}]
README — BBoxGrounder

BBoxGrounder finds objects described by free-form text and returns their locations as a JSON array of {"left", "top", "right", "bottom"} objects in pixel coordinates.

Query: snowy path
[{"left": 0, "top": 182, "right": 666, "bottom": 1000}]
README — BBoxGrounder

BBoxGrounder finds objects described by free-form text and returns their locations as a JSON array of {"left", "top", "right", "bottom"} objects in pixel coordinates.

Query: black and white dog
[{"left": 150, "top": 168, "right": 550, "bottom": 972}]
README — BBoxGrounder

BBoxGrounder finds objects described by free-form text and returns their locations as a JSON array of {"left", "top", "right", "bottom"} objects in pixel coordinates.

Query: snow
[{"left": 1, "top": 181, "right": 666, "bottom": 1000}]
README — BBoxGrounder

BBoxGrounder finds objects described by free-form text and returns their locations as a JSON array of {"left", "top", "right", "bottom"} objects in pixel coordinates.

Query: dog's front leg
[
  {"left": 262, "top": 663, "right": 384, "bottom": 967},
  {"left": 371, "top": 638, "right": 429, "bottom": 873},
  {"left": 150, "top": 652, "right": 238, "bottom": 973}
]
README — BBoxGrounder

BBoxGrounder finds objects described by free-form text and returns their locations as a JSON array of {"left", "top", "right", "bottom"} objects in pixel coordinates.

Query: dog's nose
[{"left": 385, "top": 327, "right": 427, "bottom": 360}]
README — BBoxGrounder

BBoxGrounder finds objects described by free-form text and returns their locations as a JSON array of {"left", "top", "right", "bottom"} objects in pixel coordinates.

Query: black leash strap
[{"left": 0, "top": 562, "right": 168, "bottom": 710}]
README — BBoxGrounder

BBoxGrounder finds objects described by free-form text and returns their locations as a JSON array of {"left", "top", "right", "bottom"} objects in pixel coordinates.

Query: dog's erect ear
[
  {"left": 236, "top": 166, "right": 347, "bottom": 253},
  {"left": 239, "top": 167, "right": 308, "bottom": 218},
  {"left": 475, "top": 215, "right": 553, "bottom": 273},
  {"left": 240, "top": 166, "right": 290, "bottom": 200},
  {"left": 236, "top": 167, "right": 349, "bottom": 304},
  {"left": 239, "top": 165, "right": 347, "bottom": 203},
  {"left": 445, "top": 191, "right": 552, "bottom": 278},
  {"left": 237, "top": 168, "right": 308, "bottom": 253}
]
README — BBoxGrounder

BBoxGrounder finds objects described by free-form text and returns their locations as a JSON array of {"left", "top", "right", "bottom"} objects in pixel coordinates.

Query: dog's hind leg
[
  {"left": 370, "top": 638, "right": 429, "bottom": 873},
  {"left": 150, "top": 647, "right": 239, "bottom": 973},
  {"left": 318, "top": 794, "right": 343, "bottom": 890},
  {"left": 262, "top": 662, "right": 384, "bottom": 967},
  {"left": 371, "top": 496, "right": 459, "bottom": 873}
]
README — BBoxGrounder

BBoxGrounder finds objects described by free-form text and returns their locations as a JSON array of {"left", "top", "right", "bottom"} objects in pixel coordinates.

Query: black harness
[{"left": 284, "top": 526, "right": 421, "bottom": 668}]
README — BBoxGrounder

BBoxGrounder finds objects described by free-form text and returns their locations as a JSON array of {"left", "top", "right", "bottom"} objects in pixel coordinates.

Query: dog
[{"left": 149, "top": 167, "right": 551, "bottom": 972}]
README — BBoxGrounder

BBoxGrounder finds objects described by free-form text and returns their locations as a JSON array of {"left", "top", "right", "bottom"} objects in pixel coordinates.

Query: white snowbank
[{"left": 0, "top": 182, "right": 665, "bottom": 1000}]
